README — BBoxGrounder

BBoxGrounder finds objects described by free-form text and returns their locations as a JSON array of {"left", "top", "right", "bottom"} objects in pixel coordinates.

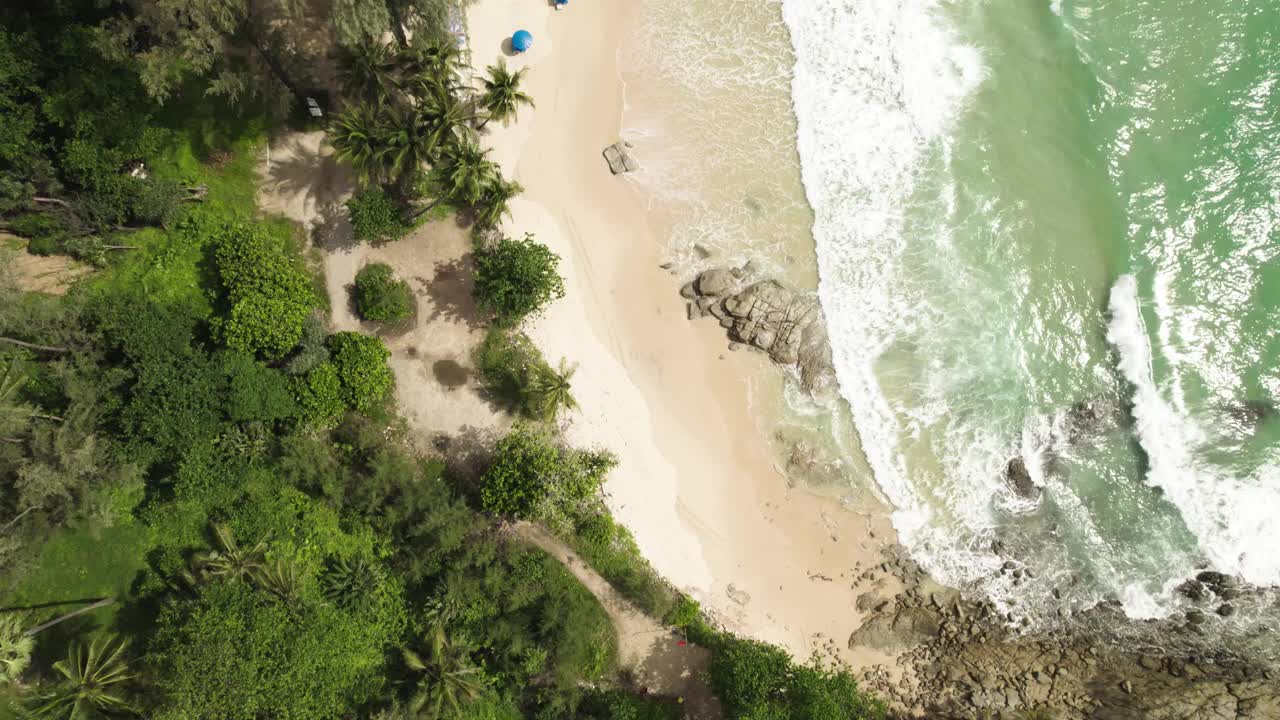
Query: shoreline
[{"left": 466, "top": 0, "right": 901, "bottom": 670}]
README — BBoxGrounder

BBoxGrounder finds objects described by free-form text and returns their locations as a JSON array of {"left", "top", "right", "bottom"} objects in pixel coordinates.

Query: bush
[
  {"left": 479, "top": 426, "right": 613, "bottom": 519},
  {"left": 708, "top": 636, "right": 886, "bottom": 720},
  {"left": 292, "top": 363, "right": 346, "bottom": 427},
  {"left": 353, "top": 263, "right": 413, "bottom": 323},
  {"left": 212, "top": 223, "right": 318, "bottom": 360},
  {"left": 221, "top": 350, "right": 297, "bottom": 423},
  {"left": 26, "top": 234, "right": 59, "bottom": 256},
  {"left": 472, "top": 233, "right": 565, "bottom": 324},
  {"left": 327, "top": 332, "right": 393, "bottom": 412},
  {"left": 347, "top": 188, "right": 410, "bottom": 244},
  {"left": 11, "top": 213, "right": 69, "bottom": 255},
  {"left": 284, "top": 312, "right": 330, "bottom": 376}
]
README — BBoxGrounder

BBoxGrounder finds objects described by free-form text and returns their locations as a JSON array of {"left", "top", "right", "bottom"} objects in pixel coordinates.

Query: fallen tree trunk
[{"left": 0, "top": 337, "right": 69, "bottom": 354}]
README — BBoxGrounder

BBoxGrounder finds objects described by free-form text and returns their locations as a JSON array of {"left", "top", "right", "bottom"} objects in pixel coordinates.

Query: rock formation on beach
[
  {"left": 602, "top": 140, "right": 640, "bottom": 174},
  {"left": 846, "top": 548, "right": 1280, "bottom": 719},
  {"left": 681, "top": 265, "right": 838, "bottom": 401}
]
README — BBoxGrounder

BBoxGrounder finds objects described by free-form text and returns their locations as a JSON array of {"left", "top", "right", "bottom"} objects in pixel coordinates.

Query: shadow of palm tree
[{"left": 312, "top": 202, "right": 359, "bottom": 252}]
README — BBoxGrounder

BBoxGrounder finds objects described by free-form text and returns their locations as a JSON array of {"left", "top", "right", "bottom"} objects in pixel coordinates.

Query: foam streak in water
[
  {"left": 1107, "top": 275, "right": 1280, "bottom": 585},
  {"left": 781, "top": 0, "right": 988, "bottom": 579}
]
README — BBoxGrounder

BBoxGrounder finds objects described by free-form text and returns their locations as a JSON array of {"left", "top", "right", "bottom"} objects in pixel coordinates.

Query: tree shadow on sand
[
  {"left": 311, "top": 202, "right": 359, "bottom": 252},
  {"left": 417, "top": 254, "right": 486, "bottom": 329}
]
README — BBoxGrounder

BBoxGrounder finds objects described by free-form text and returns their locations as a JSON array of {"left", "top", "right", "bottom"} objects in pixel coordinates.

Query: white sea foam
[
  {"left": 781, "top": 0, "right": 991, "bottom": 586},
  {"left": 1107, "top": 275, "right": 1280, "bottom": 586}
]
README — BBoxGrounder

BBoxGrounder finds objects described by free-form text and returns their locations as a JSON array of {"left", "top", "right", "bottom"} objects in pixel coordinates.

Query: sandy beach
[{"left": 462, "top": 0, "right": 900, "bottom": 670}]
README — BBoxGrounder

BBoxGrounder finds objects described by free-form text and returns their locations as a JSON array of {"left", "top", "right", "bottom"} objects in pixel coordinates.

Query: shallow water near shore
[{"left": 620, "top": 0, "right": 1280, "bottom": 663}]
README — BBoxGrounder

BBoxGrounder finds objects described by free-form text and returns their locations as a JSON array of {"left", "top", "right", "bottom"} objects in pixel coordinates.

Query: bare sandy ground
[
  {"left": 257, "top": 132, "right": 507, "bottom": 448},
  {"left": 3, "top": 234, "right": 92, "bottom": 295},
  {"left": 467, "top": 0, "right": 902, "bottom": 672}
]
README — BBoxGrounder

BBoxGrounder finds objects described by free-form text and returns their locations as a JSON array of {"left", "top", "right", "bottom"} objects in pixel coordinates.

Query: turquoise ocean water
[
  {"left": 785, "top": 0, "right": 1280, "bottom": 651},
  {"left": 623, "top": 0, "right": 1280, "bottom": 658}
]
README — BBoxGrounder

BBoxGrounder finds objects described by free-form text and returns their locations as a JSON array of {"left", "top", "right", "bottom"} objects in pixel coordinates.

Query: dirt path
[
  {"left": 256, "top": 130, "right": 717, "bottom": 716},
  {"left": 513, "top": 522, "right": 720, "bottom": 718}
]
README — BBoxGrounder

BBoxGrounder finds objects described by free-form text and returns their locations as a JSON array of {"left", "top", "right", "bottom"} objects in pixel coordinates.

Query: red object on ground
[{"left": 677, "top": 640, "right": 687, "bottom": 646}]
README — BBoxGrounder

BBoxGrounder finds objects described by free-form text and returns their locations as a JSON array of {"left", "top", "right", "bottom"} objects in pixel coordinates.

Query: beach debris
[{"left": 602, "top": 141, "right": 639, "bottom": 174}]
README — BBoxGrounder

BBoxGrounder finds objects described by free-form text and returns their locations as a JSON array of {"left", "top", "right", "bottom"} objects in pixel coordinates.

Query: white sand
[{"left": 467, "top": 0, "right": 901, "bottom": 669}]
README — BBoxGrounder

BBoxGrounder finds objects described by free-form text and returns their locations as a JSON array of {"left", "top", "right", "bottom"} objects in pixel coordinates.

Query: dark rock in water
[
  {"left": 1177, "top": 579, "right": 1207, "bottom": 601},
  {"left": 1225, "top": 399, "right": 1275, "bottom": 428},
  {"left": 1004, "top": 457, "right": 1041, "bottom": 500},
  {"left": 1218, "top": 603, "right": 1237, "bottom": 617},
  {"left": 679, "top": 281, "right": 697, "bottom": 300},
  {"left": 1197, "top": 570, "right": 1232, "bottom": 586},
  {"left": 1186, "top": 609, "right": 1207, "bottom": 625}
]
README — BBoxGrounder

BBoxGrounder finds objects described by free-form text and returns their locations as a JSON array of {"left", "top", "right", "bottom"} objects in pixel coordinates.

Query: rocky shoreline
[
  {"left": 677, "top": 263, "right": 1279, "bottom": 719},
  {"left": 844, "top": 546, "right": 1279, "bottom": 719}
]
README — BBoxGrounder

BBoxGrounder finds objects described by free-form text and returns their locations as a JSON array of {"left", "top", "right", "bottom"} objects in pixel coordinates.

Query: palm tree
[
  {"left": 330, "top": 103, "right": 396, "bottom": 187},
  {"left": 473, "top": 176, "right": 523, "bottom": 230},
  {"left": 28, "top": 634, "right": 134, "bottom": 719},
  {"left": 193, "top": 523, "right": 269, "bottom": 584},
  {"left": 403, "top": 625, "right": 484, "bottom": 720},
  {"left": 478, "top": 60, "right": 534, "bottom": 130},
  {"left": 526, "top": 359, "right": 578, "bottom": 422},
  {"left": 400, "top": 39, "right": 463, "bottom": 94},
  {"left": 414, "top": 84, "right": 480, "bottom": 159},
  {"left": 337, "top": 38, "right": 400, "bottom": 105},
  {"left": 0, "top": 358, "right": 34, "bottom": 441},
  {"left": 257, "top": 557, "right": 303, "bottom": 609},
  {"left": 321, "top": 555, "right": 381, "bottom": 613},
  {"left": 0, "top": 614, "right": 32, "bottom": 686},
  {"left": 437, "top": 141, "right": 499, "bottom": 207}
]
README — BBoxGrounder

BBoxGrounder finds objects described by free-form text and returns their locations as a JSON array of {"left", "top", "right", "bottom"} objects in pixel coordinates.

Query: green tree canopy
[
  {"left": 327, "top": 332, "right": 394, "bottom": 412},
  {"left": 354, "top": 263, "right": 414, "bottom": 323},
  {"left": 472, "top": 233, "right": 565, "bottom": 325},
  {"left": 212, "top": 222, "right": 318, "bottom": 360},
  {"left": 148, "top": 581, "right": 394, "bottom": 720}
]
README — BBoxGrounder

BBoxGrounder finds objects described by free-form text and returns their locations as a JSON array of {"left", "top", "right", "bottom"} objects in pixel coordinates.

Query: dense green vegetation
[
  {"left": 472, "top": 233, "right": 566, "bottom": 325},
  {"left": 355, "top": 263, "right": 415, "bottom": 323},
  {"left": 0, "top": 0, "right": 885, "bottom": 718}
]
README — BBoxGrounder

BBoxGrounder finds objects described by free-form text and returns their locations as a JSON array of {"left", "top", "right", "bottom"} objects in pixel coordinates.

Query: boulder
[
  {"left": 602, "top": 142, "right": 640, "bottom": 174},
  {"left": 1004, "top": 457, "right": 1041, "bottom": 500},
  {"left": 695, "top": 268, "right": 736, "bottom": 297}
]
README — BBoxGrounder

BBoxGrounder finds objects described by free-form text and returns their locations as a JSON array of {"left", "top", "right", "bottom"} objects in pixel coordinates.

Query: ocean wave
[
  {"left": 1107, "top": 275, "right": 1280, "bottom": 587},
  {"left": 781, "top": 0, "right": 991, "bottom": 586}
]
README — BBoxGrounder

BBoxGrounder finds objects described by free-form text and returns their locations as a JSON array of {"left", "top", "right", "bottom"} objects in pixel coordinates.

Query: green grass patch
[{"left": 3, "top": 522, "right": 155, "bottom": 627}]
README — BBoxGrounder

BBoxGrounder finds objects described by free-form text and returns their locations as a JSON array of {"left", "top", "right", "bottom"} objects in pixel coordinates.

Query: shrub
[
  {"left": 353, "top": 263, "right": 413, "bottom": 323},
  {"left": 221, "top": 350, "right": 297, "bottom": 423},
  {"left": 327, "top": 332, "right": 393, "bottom": 412},
  {"left": 479, "top": 427, "right": 613, "bottom": 519},
  {"left": 472, "top": 233, "right": 565, "bottom": 324},
  {"left": 292, "top": 363, "right": 346, "bottom": 427},
  {"left": 708, "top": 636, "right": 886, "bottom": 720},
  {"left": 213, "top": 223, "right": 318, "bottom": 360},
  {"left": 26, "top": 234, "right": 60, "bottom": 256},
  {"left": 285, "top": 312, "right": 330, "bottom": 376},
  {"left": 347, "top": 188, "right": 410, "bottom": 244},
  {"left": 11, "top": 213, "right": 69, "bottom": 255}
]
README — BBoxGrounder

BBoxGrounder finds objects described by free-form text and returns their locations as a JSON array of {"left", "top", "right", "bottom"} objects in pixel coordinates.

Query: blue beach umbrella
[
  {"left": 555, "top": 0, "right": 568, "bottom": 6},
  {"left": 512, "top": 30, "right": 534, "bottom": 53}
]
